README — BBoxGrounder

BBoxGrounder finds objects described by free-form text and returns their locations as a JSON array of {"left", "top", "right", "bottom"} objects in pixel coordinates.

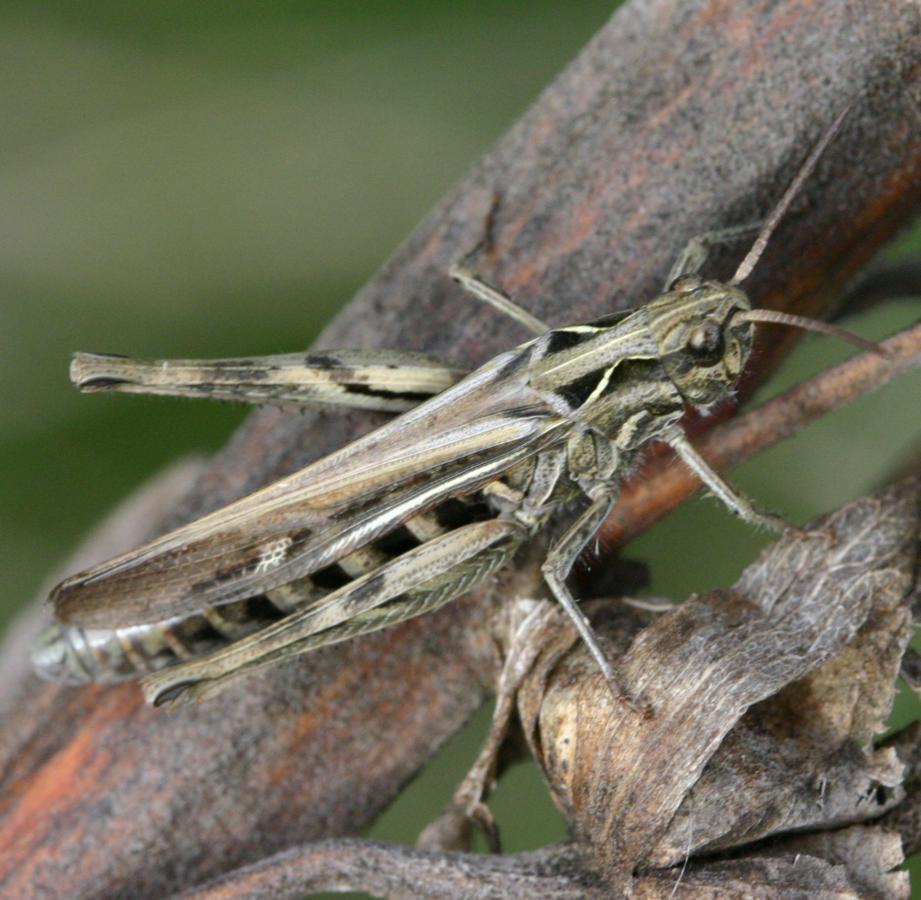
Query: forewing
[{"left": 52, "top": 345, "right": 563, "bottom": 627}]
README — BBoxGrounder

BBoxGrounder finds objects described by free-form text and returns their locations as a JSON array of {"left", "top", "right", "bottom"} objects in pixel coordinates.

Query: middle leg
[{"left": 541, "top": 486, "right": 619, "bottom": 690}]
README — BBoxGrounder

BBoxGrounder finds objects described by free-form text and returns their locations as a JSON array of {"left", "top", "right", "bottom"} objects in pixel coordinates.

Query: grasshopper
[{"left": 33, "top": 108, "right": 880, "bottom": 707}]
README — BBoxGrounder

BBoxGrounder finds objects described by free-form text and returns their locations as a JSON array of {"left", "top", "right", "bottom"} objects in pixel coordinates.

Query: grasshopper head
[{"left": 648, "top": 274, "right": 753, "bottom": 408}]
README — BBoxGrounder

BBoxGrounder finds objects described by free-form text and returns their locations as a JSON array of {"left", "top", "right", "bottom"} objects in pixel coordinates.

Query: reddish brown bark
[{"left": 2, "top": 1, "right": 921, "bottom": 897}]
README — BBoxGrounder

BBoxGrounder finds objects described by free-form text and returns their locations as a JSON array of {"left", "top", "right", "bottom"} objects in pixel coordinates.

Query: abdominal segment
[{"left": 32, "top": 497, "right": 497, "bottom": 684}]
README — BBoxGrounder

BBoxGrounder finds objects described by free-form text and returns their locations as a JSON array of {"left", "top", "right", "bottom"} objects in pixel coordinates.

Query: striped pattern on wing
[{"left": 51, "top": 345, "right": 565, "bottom": 628}]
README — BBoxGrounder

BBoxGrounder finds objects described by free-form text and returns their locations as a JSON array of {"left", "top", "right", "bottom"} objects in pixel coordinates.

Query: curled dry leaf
[
  {"left": 880, "top": 722, "right": 921, "bottom": 857},
  {"left": 631, "top": 849, "right": 896, "bottom": 900},
  {"left": 766, "top": 825, "right": 909, "bottom": 900},
  {"left": 518, "top": 478, "right": 920, "bottom": 890}
]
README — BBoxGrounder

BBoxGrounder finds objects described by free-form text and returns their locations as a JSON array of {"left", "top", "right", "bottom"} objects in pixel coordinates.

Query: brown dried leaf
[
  {"left": 654, "top": 579, "right": 914, "bottom": 864},
  {"left": 633, "top": 854, "right": 873, "bottom": 899},
  {"left": 520, "top": 480, "right": 920, "bottom": 884},
  {"left": 880, "top": 723, "right": 921, "bottom": 856},
  {"left": 769, "top": 825, "right": 910, "bottom": 900}
]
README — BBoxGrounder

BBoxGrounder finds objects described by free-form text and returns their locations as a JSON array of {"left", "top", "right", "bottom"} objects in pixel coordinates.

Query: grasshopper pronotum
[{"left": 33, "top": 108, "right": 882, "bottom": 706}]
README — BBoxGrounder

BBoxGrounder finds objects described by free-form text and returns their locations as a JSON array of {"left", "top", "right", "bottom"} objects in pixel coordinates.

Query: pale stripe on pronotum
[{"left": 33, "top": 106, "right": 886, "bottom": 706}]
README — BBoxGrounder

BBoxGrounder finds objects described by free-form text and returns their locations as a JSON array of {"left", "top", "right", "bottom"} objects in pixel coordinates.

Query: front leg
[
  {"left": 666, "top": 429, "right": 795, "bottom": 533},
  {"left": 449, "top": 263, "right": 550, "bottom": 335},
  {"left": 666, "top": 222, "right": 761, "bottom": 287}
]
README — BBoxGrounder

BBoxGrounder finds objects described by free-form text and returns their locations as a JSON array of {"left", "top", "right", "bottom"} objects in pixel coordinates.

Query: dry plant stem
[
  {"left": 835, "top": 258, "right": 921, "bottom": 319},
  {"left": 173, "top": 835, "right": 897, "bottom": 900},
  {"left": 2, "top": 1, "right": 921, "bottom": 897},
  {"left": 179, "top": 816, "right": 912, "bottom": 899},
  {"left": 175, "top": 840, "right": 599, "bottom": 900},
  {"left": 601, "top": 320, "right": 921, "bottom": 549}
]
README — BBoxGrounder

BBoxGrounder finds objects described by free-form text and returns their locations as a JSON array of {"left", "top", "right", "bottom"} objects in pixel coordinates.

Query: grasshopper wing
[{"left": 51, "top": 346, "right": 564, "bottom": 628}]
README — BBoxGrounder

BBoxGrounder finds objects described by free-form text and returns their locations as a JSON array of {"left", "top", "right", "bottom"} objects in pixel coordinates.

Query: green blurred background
[{"left": 2, "top": 2, "right": 920, "bottom": 895}]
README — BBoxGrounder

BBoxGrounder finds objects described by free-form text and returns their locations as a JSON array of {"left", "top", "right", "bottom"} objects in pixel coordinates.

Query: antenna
[
  {"left": 730, "top": 105, "right": 851, "bottom": 286},
  {"left": 731, "top": 308, "right": 888, "bottom": 356}
]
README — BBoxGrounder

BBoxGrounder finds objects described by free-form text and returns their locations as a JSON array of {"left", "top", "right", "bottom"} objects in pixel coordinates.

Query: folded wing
[{"left": 52, "top": 346, "right": 563, "bottom": 627}]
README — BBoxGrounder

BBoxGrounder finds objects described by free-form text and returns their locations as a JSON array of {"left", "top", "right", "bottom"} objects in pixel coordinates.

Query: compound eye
[
  {"left": 669, "top": 273, "right": 703, "bottom": 293},
  {"left": 686, "top": 320, "right": 724, "bottom": 363}
]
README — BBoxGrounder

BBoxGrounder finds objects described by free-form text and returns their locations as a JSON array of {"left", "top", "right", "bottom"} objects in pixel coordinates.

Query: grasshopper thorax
[{"left": 647, "top": 274, "right": 753, "bottom": 408}]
